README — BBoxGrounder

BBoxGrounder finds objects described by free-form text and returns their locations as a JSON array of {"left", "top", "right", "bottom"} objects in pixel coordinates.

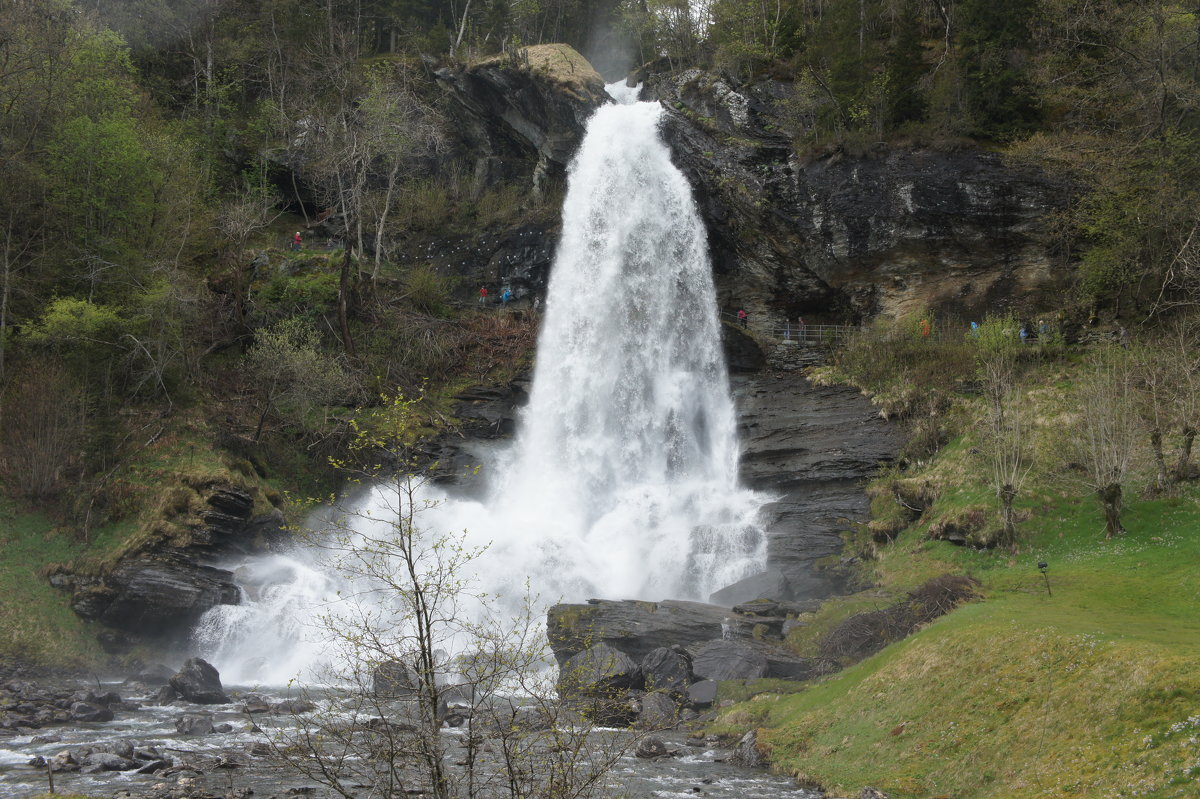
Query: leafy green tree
[
  {"left": 885, "top": 0, "right": 927, "bottom": 127},
  {"left": 957, "top": 0, "right": 1041, "bottom": 139},
  {"left": 245, "top": 317, "right": 355, "bottom": 441}
]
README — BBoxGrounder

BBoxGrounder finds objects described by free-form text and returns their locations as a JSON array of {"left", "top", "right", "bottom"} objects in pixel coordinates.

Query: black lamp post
[{"left": 1038, "top": 561, "right": 1051, "bottom": 597}]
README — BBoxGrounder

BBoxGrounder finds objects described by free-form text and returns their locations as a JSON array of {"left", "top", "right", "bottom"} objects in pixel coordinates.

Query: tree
[
  {"left": 957, "top": 0, "right": 1041, "bottom": 139},
  {"left": 1074, "top": 347, "right": 1140, "bottom": 539},
  {"left": 973, "top": 314, "right": 1033, "bottom": 549},
  {"left": 885, "top": 0, "right": 927, "bottom": 127},
  {"left": 264, "top": 393, "right": 634, "bottom": 799},
  {"left": 245, "top": 318, "right": 355, "bottom": 441}
]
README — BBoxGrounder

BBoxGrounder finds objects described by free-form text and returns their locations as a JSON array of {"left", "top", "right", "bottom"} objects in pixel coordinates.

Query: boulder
[
  {"left": 640, "top": 646, "right": 692, "bottom": 696},
  {"left": 548, "top": 600, "right": 737, "bottom": 665},
  {"left": 70, "top": 702, "right": 115, "bottom": 723},
  {"left": 175, "top": 713, "right": 215, "bottom": 735},
  {"left": 687, "top": 680, "right": 718, "bottom": 707},
  {"left": 154, "top": 684, "right": 179, "bottom": 705},
  {"left": 240, "top": 694, "right": 272, "bottom": 714},
  {"left": 170, "top": 658, "right": 229, "bottom": 704},
  {"left": 688, "top": 640, "right": 768, "bottom": 681},
  {"left": 730, "top": 729, "right": 763, "bottom": 768},
  {"left": 273, "top": 698, "right": 316, "bottom": 714},
  {"left": 558, "top": 644, "right": 642, "bottom": 696},
  {"left": 136, "top": 759, "right": 171, "bottom": 774},
  {"left": 730, "top": 598, "right": 785, "bottom": 616},
  {"left": 372, "top": 660, "right": 418, "bottom": 697},
  {"left": 637, "top": 692, "right": 680, "bottom": 729},
  {"left": 690, "top": 639, "right": 822, "bottom": 682},
  {"left": 83, "top": 752, "right": 139, "bottom": 771},
  {"left": 635, "top": 736, "right": 669, "bottom": 759}
]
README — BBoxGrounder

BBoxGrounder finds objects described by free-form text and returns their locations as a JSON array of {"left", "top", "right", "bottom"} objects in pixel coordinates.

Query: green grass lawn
[
  {"left": 0, "top": 500, "right": 103, "bottom": 667},
  {"left": 716, "top": 360, "right": 1200, "bottom": 799}
]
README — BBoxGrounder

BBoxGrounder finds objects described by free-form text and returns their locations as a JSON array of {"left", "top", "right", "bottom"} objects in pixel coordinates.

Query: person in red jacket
[{"left": 737, "top": 308, "right": 747, "bottom": 328}]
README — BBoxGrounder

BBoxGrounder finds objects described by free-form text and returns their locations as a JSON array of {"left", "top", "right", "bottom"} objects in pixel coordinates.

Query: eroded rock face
[
  {"left": 730, "top": 370, "right": 901, "bottom": 601},
  {"left": 434, "top": 44, "right": 609, "bottom": 195},
  {"left": 70, "top": 556, "right": 240, "bottom": 636},
  {"left": 648, "top": 70, "right": 1070, "bottom": 323},
  {"left": 57, "top": 485, "right": 284, "bottom": 641}
]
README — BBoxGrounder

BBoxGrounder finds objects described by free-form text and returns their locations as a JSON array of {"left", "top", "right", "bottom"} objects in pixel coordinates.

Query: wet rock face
[
  {"left": 70, "top": 557, "right": 240, "bottom": 636},
  {"left": 650, "top": 70, "right": 1070, "bottom": 322},
  {"left": 57, "top": 485, "right": 284, "bottom": 641},
  {"left": 732, "top": 371, "right": 901, "bottom": 602}
]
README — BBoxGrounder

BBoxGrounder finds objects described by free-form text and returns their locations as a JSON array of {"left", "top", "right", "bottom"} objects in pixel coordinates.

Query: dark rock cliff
[
  {"left": 644, "top": 70, "right": 1071, "bottom": 326},
  {"left": 52, "top": 485, "right": 285, "bottom": 644},
  {"left": 434, "top": 58, "right": 1071, "bottom": 325},
  {"left": 434, "top": 44, "right": 609, "bottom": 196}
]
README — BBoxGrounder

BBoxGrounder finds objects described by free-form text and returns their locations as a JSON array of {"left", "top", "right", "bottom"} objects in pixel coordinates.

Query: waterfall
[{"left": 193, "top": 84, "right": 768, "bottom": 685}]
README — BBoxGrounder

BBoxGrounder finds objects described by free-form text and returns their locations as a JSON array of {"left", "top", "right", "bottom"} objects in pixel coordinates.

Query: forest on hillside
[{"left": 2, "top": 0, "right": 1200, "bottom": 529}]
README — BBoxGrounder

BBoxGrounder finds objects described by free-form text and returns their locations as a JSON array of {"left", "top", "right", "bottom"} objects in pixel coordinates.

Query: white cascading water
[{"left": 193, "top": 84, "right": 768, "bottom": 685}]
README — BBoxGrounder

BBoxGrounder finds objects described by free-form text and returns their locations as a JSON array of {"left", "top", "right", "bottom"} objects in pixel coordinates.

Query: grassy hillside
[{"left": 713, "top": 333, "right": 1200, "bottom": 799}]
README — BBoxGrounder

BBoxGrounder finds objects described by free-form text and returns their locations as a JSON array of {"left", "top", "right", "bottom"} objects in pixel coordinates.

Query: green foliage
[
  {"left": 403, "top": 263, "right": 455, "bottom": 314},
  {"left": 257, "top": 266, "right": 342, "bottom": 323},
  {"left": 246, "top": 317, "right": 357, "bottom": 438},
  {"left": 957, "top": 0, "right": 1042, "bottom": 140}
]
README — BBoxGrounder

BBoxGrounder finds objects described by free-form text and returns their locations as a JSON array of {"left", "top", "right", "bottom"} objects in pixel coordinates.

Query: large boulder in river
[
  {"left": 548, "top": 600, "right": 734, "bottom": 665},
  {"left": 558, "top": 643, "right": 642, "bottom": 697},
  {"left": 175, "top": 712, "right": 216, "bottom": 735},
  {"left": 640, "top": 647, "right": 692, "bottom": 696},
  {"left": 170, "top": 658, "right": 228, "bottom": 704}
]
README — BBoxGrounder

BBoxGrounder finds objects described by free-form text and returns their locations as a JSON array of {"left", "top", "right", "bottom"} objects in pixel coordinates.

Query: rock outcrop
[
  {"left": 729, "top": 369, "right": 902, "bottom": 602},
  {"left": 435, "top": 44, "right": 609, "bottom": 195},
  {"left": 54, "top": 484, "right": 284, "bottom": 643},
  {"left": 646, "top": 70, "right": 1071, "bottom": 324}
]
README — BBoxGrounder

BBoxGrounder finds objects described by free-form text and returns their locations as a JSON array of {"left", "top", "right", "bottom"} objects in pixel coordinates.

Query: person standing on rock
[{"left": 737, "top": 308, "right": 747, "bottom": 328}]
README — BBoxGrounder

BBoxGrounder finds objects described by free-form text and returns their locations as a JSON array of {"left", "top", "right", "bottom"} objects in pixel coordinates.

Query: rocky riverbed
[{"left": 0, "top": 665, "right": 821, "bottom": 799}]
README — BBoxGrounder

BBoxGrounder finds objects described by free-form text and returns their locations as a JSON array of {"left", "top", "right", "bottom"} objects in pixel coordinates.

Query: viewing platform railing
[{"left": 721, "top": 313, "right": 858, "bottom": 346}]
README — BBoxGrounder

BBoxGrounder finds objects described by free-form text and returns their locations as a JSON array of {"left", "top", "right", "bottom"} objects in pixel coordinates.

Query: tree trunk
[
  {"left": 1150, "top": 428, "right": 1168, "bottom": 492},
  {"left": 999, "top": 483, "right": 1017, "bottom": 550},
  {"left": 338, "top": 242, "right": 356, "bottom": 358},
  {"left": 1174, "top": 425, "right": 1196, "bottom": 481},
  {"left": 1098, "top": 482, "right": 1123, "bottom": 540}
]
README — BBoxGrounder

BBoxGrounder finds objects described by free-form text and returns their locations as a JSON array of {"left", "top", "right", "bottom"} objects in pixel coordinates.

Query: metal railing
[{"left": 721, "top": 312, "right": 858, "bottom": 345}]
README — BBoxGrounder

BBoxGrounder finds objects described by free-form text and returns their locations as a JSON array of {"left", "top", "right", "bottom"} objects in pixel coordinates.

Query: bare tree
[
  {"left": 1131, "top": 340, "right": 1175, "bottom": 492},
  {"left": 1074, "top": 347, "right": 1141, "bottom": 539},
  {"left": 263, "top": 396, "right": 635, "bottom": 799},
  {"left": 1164, "top": 318, "right": 1200, "bottom": 481},
  {"left": 974, "top": 314, "right": 1033, "bottom": 548},
  {"left": 216, "top": 187, "right": 282, "bottom": 335}
]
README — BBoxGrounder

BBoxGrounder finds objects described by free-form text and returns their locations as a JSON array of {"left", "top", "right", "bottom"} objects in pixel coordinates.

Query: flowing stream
[{"left": 193, "top": 83, "right": 769, "bottom": 685}]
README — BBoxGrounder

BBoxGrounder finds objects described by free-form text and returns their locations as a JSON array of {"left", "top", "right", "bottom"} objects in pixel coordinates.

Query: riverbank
[{"left": 711, "top": 351, "right": 1200, "bottom": 799}]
